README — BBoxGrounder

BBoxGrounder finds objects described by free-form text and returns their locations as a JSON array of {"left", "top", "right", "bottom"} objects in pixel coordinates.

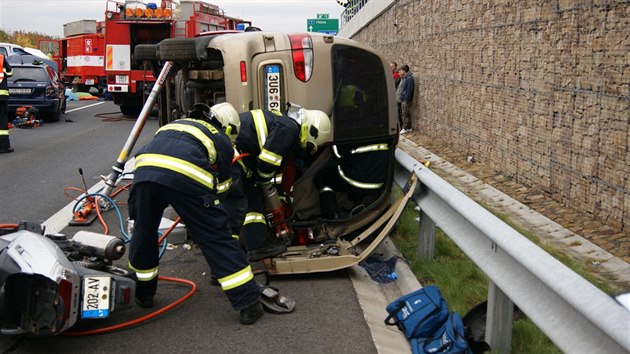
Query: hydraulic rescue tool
[
  {"left": 101, "top": 61, "right": 174, "bottom": 200},
  {"left": 261, "top": 182, "right": 290, "bottom": 243},
  {"left": 12, "top": 106, "right": 42, "bottom": 128},
  {"left": 69, "top": 168, "right": 98, "bottom": 226}
]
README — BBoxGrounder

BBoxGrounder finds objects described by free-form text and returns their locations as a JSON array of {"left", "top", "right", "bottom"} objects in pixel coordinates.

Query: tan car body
[{"left": 142, "top": 32, "right": 409, "bottom": 274}]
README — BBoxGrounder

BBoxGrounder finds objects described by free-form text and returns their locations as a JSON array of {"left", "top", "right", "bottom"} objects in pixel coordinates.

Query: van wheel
[
  {"left": 135, "top": 44, "right": 158, "bottom": 61},
  {"left": 158, "top": 38, "right": 198, "bottom": 61}
]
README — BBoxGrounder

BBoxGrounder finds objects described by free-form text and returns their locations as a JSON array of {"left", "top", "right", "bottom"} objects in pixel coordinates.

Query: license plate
[
  {"left": 265, "top": 65, "right": 282, "bottom": 112},
  {"left": 81, "top": 276, "right": 111, "bottom": 319},
  {"left": 85, "top": 79, "right": 95, "bottom": 85},
  {"left": 115, "top": 75, "right": 128, "bottom": 84},
  {"left": 9, "top": 88, "right": 31, "bottom": 94}
]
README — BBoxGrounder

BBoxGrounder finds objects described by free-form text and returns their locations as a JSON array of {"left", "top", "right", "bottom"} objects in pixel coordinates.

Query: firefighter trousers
[
  {"left": 230, "top": 168, "right": 270, "bottom": 252},
  {"left": 128, "top": 182, "right": 260, "bottom": 310},
  {"left": 0, "top": 101, "right": 10, "bottom": 150}
]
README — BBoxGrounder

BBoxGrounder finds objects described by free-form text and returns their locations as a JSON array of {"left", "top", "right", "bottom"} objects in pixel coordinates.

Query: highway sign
[{"left": 307, "top": 18, "right": 339, "bottom": 35}]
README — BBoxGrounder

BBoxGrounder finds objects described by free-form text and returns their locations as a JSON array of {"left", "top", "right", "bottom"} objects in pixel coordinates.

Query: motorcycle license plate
[
  {"left": 81, "top": 276, "right": 111, "bottom": 319},
  {"left": 264, "top": 65, "right": 282, "bottom": 112},
  {"left": 85, "top": 79, "right": 95, "bottom": 85}
]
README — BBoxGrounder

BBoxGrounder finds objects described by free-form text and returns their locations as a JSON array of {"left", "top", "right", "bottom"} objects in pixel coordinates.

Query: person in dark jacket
[
  {"left": 315, "top": 140, "right": 391, "bottom": 219},
  {"left": 0, "top": 54, "right": 14, "bottom": 153},
  {"left": 128, "top": 102, "right": 265, "bottom": 325},
  {"left": 399, "top": 64, "right": 414, "bottom": 134},
  {"left": 231, "top": 105, "right": 331, "bottom": 261}
]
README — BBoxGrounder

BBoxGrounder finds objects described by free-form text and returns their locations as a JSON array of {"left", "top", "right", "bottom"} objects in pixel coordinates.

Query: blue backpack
[
  {"left": 384, "top": 286, "right": 450, "bottom": 339},
  {"left": 410, "top": 312, "right": 472, "bottom": 354}
]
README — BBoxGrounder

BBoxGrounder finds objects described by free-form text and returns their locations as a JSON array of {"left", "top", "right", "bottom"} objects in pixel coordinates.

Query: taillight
[
  {"left": 288, "top": 34, "right": 313, "bottom": 82},
  {"left": 240, "top": 61, "right": 247, "bottom": 83},
  {"left": 121, "top": 284, "right": 132, "bottom": 306},
  {"left": 58, "top": 279, "right": 73, "bottom": 320},
  {"left": 46, "top": 85, "right": 57, "bottom": 97}
]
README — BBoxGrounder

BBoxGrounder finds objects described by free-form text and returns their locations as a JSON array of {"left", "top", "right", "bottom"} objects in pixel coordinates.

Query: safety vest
[
  {"left": 338, "top": 85, "right": 367, "bottom": 109},
  {"left": 0, "top": 54, "right": 12, "bottom": 97}
]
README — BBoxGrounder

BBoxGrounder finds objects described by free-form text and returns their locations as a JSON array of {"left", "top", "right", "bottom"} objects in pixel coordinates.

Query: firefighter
[
  {"left": 315, "top": 141, "right": 391, "bottom": 219},
  {"left": 232, "top": 105, "right": 331, "bottom": 261},
  {"left": 0, "top": 53, "right": 14, "bottom": 154},
  {"left": 128, "top": 102, "right": 265, "bottom": 325}
]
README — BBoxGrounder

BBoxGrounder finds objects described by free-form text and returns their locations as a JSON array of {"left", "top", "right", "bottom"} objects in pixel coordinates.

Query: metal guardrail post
[
  {"left": 394, "top": 148, "right": 630, "bottom": 353},
  {"left": 417, "top": 209, "right": 435, "bottom": 259},
  {"left": 486, "top": 281, "right": 514, "bottom": 353}
]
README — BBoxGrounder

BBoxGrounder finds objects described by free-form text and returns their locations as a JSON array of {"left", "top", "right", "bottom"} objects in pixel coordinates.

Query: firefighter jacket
[
  {"left": 332, "top": 141, "right": 390, "bottom": 190},
  {"left": 0, "top": 54, "right": 13, "bottom": 101},
  {"left": 133, "top": 118, "right": 233, "bottom": 197},
  {"left": 235, "top": 109, "right": 300, "bottom": 181}
]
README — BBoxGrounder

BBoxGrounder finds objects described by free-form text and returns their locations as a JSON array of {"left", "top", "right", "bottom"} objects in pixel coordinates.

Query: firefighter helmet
[
  {"left": 210, "top": 102, "right": 241, "bottom": 140},
  {"left": 301, "top": 109, "right": 331, "bottom": 152}
]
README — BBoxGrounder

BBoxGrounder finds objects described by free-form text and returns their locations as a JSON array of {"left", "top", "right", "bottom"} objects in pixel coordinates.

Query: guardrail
[{"left": 394, "top": 149, "right": 630, "bottom": 353}]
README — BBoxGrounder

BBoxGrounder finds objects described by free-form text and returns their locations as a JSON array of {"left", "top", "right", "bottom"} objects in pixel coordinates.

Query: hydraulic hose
[{"left": 63, "top": 275, "right": 197, "bottom": 336}]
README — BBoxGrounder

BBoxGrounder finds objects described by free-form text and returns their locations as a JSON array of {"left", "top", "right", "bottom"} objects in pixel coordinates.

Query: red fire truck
[
  {"left": 41, "top": 0, "right": 251, "bottom": 116},
  {"left": 39, "top": 20, "right": 107, "bottom": 94}
]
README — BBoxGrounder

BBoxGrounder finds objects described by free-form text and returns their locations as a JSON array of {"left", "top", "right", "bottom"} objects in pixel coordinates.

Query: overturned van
[{"left": 136, "top": 32, "right": 415, "bottom": 274}]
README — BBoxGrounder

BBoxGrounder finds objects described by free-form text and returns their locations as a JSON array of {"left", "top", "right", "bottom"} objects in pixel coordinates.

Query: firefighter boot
[{"left": 240, "top": 301, "right": 264, "bottom": 325}]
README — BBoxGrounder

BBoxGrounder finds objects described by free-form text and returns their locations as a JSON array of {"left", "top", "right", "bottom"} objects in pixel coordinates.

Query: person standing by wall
[
  {"left": 399, "top": 64, "right": 414, "bottom": 134},
  {"left": 391, "top": 62, "right": 403, "bottom": 130},
  {"left": 0, "top": 53, "right": 14, "bottom": 153}
]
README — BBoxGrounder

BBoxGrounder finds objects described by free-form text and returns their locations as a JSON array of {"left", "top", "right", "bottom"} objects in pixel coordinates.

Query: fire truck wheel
[
  {"left": 158, "top": 38, "right": 198, "bottom": 61},
  {"left": 135, "top": 44, "right": 158, "bottom": 61},
  {"left": 121, "top": 105, "right": 142, "bottom": 117}
]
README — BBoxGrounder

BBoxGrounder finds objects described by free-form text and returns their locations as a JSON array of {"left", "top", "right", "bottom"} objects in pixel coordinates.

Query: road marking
[{"left": 66, "top": 101, "right": 106, "bottom": 113}]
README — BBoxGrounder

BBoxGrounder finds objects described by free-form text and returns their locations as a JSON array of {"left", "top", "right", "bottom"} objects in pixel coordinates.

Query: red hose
[{"left": 63, "top": 276, "right": 197, "bottom": 336}]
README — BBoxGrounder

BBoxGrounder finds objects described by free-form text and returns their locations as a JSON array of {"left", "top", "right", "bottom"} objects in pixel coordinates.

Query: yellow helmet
[
  {"left": 210, "top": 102, "right": 240, "bottom": 140},
  {"left": 301, "top": 109, "right": 331, "bottom": 152}
]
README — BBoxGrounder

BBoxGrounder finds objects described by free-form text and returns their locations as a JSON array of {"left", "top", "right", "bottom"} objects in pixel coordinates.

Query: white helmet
[
  {"left": 301, "top": 109, "right": 331, "bottom": 152},
  {"left": 209, "top": 102, "right": 240, "bottom": 140}
]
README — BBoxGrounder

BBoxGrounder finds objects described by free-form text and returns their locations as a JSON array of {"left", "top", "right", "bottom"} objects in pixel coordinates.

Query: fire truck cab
[{"left": 104, "top": 0, "right": 251, "bottom": 116}]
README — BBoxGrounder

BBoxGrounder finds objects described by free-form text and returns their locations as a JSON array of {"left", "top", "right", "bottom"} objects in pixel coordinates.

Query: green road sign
[{"left": 307, "top": 18, "right": 339, "bottom": 35}]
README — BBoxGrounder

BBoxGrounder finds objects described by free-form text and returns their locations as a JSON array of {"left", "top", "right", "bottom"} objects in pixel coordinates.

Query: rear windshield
[
  {"left": 8, "top": 67, "right": 48, "bottom": 82},
  {"left": 331, "top": 45, "right": 389, "bottom": 140}
]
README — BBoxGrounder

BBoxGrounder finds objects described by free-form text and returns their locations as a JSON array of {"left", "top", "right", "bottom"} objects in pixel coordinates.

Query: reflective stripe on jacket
[
  {"left": 235, "top": 109, "right": 300, "bottom": 181},
  {"left": 133, "top": 118, "right": 233, "bottom": 195}
]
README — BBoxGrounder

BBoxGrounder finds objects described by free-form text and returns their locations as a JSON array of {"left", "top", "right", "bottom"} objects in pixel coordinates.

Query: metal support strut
[{"left": 101, "top": 61, "right": 174, "bottom": 199}]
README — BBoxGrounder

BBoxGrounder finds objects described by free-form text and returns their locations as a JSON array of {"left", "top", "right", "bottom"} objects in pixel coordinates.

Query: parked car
[
  {"left": 6, "top": 55, "right": 66, "bottom": 122},
  {"left": 134, "top": 32, "right": 407, "bottom": 275},
  {"left": 0, "top": 42, "right": 29, "bottom": 57},
  {"left": 0, "top": 43, "right": 58, "bottom": 71}
]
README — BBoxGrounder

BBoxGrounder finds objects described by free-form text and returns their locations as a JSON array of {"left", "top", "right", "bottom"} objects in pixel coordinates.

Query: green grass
[{"left": 390, "top": 201, "right": 562, "bottom": 353}]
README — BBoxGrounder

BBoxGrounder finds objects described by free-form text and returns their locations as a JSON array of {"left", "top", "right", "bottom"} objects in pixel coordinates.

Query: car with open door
[{"left": 134, "top": 32, "right": 413, "bottom": 274}]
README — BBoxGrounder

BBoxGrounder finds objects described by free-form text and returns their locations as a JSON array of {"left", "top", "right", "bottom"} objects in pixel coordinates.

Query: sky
[{"left": 0, "top": 0, "right": 344, "bottom": 38}]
